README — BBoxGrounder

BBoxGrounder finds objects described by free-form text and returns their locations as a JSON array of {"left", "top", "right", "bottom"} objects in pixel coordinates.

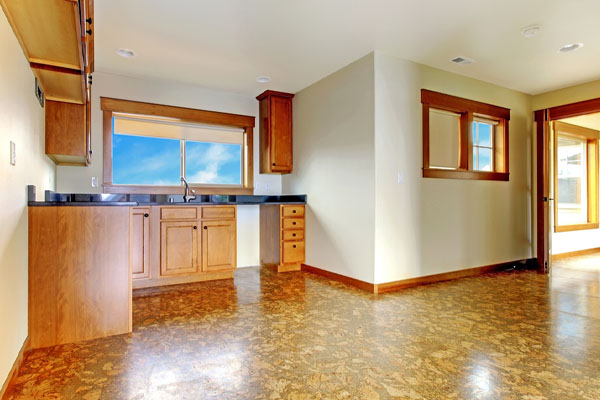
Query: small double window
[{"left": 421, "top": 89, "right": 510, "bottom": 181}]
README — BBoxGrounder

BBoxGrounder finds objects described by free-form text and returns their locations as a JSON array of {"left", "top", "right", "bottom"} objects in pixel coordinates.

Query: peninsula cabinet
[
  {"left": 132, "top": 205, "right": 237, "bottom": 289},
  {"left": 257, "top": 90, "right": 295, "bottom": 174}
]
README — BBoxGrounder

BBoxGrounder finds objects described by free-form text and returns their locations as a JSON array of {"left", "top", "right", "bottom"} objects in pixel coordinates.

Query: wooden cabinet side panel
[
  {"left": 28, "top": 206, "right": 131, "bottom": 349},
  {"left": 258, "top": 98, "right": 270, "bottom": 173},
  {"left": 45, "top": 100, "right": 86, "bottom": 157},
  {"left": 260, "top": 205, "right": 281, "bottom": 266}
]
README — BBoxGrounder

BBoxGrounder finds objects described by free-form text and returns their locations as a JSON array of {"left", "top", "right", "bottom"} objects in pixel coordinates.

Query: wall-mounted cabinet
[
  {"left": 1, "top": 0, "right": 94, "bottom": 165},
  {"left": 257, "top": 90, "right": 295, "bottom": 174}
]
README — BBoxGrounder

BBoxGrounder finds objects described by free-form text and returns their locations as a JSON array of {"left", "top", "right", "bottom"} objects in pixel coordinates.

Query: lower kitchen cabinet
[
  {"left": 160, "top": 220, "right": 199, "bottom": 276},
  {"left": 260, "top": 204, "right": 305, "bottom": 272},
  {"left": 202, "top": 220, "right": 236, "bottom": 272},
  {"left": 131, "top": 205, "right": 237, "bottom": 289},
  {"left": 131, "top": 207, "right": 150, "bottom": 280}
]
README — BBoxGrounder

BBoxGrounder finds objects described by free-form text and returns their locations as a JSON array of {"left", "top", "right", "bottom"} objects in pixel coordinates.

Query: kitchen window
[
  {"left": 553, "top": 121, "right": 599, "bottom": 232},
  {"left": 101, "top": 97, "right": 255, "bottom": 194},
  {"left": 421, "top": 89, "right": 510, "bottom": 181}
]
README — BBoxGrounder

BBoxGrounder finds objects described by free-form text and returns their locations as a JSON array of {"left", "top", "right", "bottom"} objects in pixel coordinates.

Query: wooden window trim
[
  {"left": 421, "top": 89, "right": 510, "bottom": 181},
  {"left": 553, "top": 120, "right": 599, "bottom": 233},
  {"left": 101, "top": 97, "right": 255, "bottom": 195}
]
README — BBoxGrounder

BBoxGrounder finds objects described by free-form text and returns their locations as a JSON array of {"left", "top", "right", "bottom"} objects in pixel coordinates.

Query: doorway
[{"left": 535, "top": 97, "right": 600, "bottom": 274}]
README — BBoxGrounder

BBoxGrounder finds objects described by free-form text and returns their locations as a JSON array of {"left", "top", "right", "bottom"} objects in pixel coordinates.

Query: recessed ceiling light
[
  {"left": 116, "top": 48, "right": 135, "bottom": 58},
  {"left": 256, "top": 76, "right": 271, "bottom": 84},
  {"left": 559, "top": 43, "right": 583, "bottom": 53},
  {"left": 522, "top": 25, "right": 541, "bottom": 38},
  {"left": 450, "top": 56, "right": 475, "bottom": 65}
]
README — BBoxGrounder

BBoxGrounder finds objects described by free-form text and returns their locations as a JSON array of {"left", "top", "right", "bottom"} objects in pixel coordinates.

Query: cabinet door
[
  {"left": 131, "top": 207, "right": 150, "bottom": 280},
  {"left": 201, "top": 220, "right": 236, "bottom": 272},
  {"left": 270, "top": 96, "right": 293, "bottom": 172},
  {"left": 160, "top": 221, "right": 199, "bottom": 276}
]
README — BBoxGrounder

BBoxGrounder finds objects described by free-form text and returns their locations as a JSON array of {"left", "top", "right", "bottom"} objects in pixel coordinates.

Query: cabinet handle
[
  {"left": 144, "top": 213, "right": 149, "bottom": 218},
  {"left": 86, "top": 29, "right": 92, "bottom": 35},
  {"left": 272, "top": 163, "right": 276, "bottom": 166},
  {"left": 293, "top": 245, "right": 297, "bottom": 248},
  {"left": 204, "top": 226, "right": 207, "bottom": 230},
  {"left": 293, "top": 210, "right": 297, "bottom": 213},
  {"left": 293, "top": 233, "right": 296, "bottom": 237},
  {"left": 193, "top": 226, "right": 198, "bottom": 230},
  {"left": 86, "top": 17, "right": 93, "bottom": 24},
  {"left": 293, "top": 221, "right": 296, "bottom": 225}
]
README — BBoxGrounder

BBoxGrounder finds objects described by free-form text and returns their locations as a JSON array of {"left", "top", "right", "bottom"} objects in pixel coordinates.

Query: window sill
[
  {"left": 103, "top": 184, "right": 254, "bottom": 195},
  {"left": 555, "top": 223, "right": 599, "bottom": 233},
  {"left": 423, "top": 168, "right": 509, "bottom": 181}
]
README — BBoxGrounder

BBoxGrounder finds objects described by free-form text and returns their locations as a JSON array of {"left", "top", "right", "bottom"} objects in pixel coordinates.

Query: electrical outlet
[
  {"left": 397, "top": 172, "right": 403, "bottom": 184},
  {"left": 91, "top": 176, "right": 98, "bottom": 188},
  {"left": 265, "top": 183, "right": 270, "bottom": 190},
  {"left": 10, "top": 141, "right": 16, "bottom": 166}
]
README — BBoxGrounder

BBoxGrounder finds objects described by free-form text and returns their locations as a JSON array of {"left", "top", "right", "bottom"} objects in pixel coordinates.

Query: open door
[{"left": 535, "top": 110, "right": 551, "bottom": 273}]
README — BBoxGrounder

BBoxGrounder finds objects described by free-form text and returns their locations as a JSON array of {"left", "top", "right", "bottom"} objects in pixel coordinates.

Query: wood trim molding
[
  {"left": 0, "top": 337, "right": 29, "bottom": 400},
  {"left": 423, "top": 168, "right": 509, "bottom": 181},
  {"left": 552, "top": 247, "right": 600, "bottom": 261},
  {"left": 302, "top": 259, "right": 533, "bottom": 294},
  {"left": 555, "top": 223, "right": 599, "bottom": 233},
  {"left": 547, "top": 97, "right": 600, "bottom": 121},
  {"left": 421, "top": 89, "right": 511, "bottom": 120},
  {"left": 100, "top": 97, "right": 255, "bottom": 128},
  {"left": 300, "top": 264, "right": 375, "bottom": 293}
]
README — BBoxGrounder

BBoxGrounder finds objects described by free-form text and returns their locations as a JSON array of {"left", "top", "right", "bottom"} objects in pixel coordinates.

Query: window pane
[
  {"left": 478, "top": 123, "right": 492, "bottom": 147},
  {"left": 557, "top": 135, "right": 587, "bottom": 225},
  {"left": 113, "top": 134, "right": 181, "bottom": 185},
  {"left": 477, "top": 148, "right": 492, "bottom": 171},
  {"left": 429, "top": 109, "right": 460, "bottom": 169},
  {"left": 185, "top": 141, "right": 242, "bottom": 185}
]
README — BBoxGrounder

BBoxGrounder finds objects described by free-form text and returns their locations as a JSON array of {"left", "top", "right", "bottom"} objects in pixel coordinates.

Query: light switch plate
[
  {"left": 91, "top": 176, "right": 98, "bottom": 188},
  {"left": 10, "top": 141, "right": 15, "bottom": 166}
]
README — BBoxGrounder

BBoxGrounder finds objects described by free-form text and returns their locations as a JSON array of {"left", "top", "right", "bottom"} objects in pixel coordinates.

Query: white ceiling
[{"left": 95, "top": 0, "right": 600, "bottom": 96}]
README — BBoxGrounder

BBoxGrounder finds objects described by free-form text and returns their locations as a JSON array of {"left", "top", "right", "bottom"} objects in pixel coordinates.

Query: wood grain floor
[{"left": 6, "top": 260, "right": 600, "bottom": 399}]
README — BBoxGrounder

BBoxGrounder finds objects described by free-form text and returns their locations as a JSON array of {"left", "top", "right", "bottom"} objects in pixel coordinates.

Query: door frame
[{"left": 535, "top": 97, "right": 600, "bottom": 273}]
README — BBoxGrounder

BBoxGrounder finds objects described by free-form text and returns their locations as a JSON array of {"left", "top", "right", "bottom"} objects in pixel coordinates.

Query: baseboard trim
[
  {"left": 302, "top": 259, "right": 533, "bottom": 294},
  {"left": 1, "top": 336, "right": 29, "bottom": 400},
  {"left": 301, "top": 264, "right": 375, "bottom": 293},
  {"left": 552, "top": 247, "right": 600, "bottom": 261}
]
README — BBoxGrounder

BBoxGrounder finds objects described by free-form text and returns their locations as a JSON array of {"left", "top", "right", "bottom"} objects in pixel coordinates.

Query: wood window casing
[
  {"left": 421, "top": 89, "right": 510, "bottom": 181},
  {"left": 553, "top": 121, "right": 599, "bottom": 233},
  {"left": 101, "top": 97, "right": 255, "bottom": 195}
]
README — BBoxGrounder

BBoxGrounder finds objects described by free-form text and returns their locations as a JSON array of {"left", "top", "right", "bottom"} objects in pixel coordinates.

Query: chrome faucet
[{"left": 181, "top": 177, "right": 197, "bottom": 203}]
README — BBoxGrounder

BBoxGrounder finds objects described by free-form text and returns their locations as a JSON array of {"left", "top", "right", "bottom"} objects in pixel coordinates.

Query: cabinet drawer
[
  {"left": 160, "top": 207, "right": 197, "bottom": 220},
  {"left": 202, "top": 206, "right": 236, "bottom": 220},
  {"left": 282, "top": 230, "right": 304, "bottom": 241},
  {"left": 281, "top": 205, "right": 304, "bottom": 217},
  {"left": 282, "top": 241, "right": 305, "bottom": 264},
  {"left": 282, "top": 218, "right": 304, "bottom": 230}
]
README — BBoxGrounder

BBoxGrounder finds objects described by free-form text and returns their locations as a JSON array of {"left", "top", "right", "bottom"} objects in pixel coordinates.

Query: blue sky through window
[
  {"left": 186, "top": 141, "right": 241, "bottom": 185},
  {"left": 113, "top": 134, "right": 181, "bottom": 185}
]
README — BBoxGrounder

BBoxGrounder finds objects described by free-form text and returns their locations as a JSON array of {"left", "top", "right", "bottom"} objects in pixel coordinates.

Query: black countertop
[{"left": 27, "top": 186, "right": 306, "bottom": 207}]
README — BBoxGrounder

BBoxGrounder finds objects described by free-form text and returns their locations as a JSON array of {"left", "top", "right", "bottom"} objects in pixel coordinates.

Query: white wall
[
  {"left": 0, "top": 13, "right": 56, "bottom": 388},
  {"left": 282, "top": 54, "right": 376, "bottom": 283},
  {"left": 373, "top": 52, "right": 533, "bottom": 283},
  {"left": 56, "top": 72, "right": 281, "bottom": 267}
]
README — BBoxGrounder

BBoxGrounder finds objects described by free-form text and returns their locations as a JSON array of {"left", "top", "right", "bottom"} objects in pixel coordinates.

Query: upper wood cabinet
[
  {"left": 1, "top": 0, "right": 94, "bottom": 166},
  {"left": 257, "top": 90, "right": 295, "bottom": 174}
]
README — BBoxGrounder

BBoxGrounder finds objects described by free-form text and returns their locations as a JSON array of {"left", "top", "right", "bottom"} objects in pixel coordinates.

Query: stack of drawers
[{"left": 260, "top": 204, "right": 306, "bottom": 272}]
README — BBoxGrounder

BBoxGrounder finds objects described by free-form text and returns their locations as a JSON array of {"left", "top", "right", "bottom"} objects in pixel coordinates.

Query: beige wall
[
  {"left": 373, "top": 53, "right": 533, "bottom": 283},
  {"left": 532, "top": 79, "right": 600, "bottom": 111},
  {"left": 0, "top": 13, "right": 56, "bottom": 387},
  {"left": 56, "top": 72, "right": 280, "bottom": 267},
  {"left": 282, "top": 54, "right": 376, "bottom": 283}
]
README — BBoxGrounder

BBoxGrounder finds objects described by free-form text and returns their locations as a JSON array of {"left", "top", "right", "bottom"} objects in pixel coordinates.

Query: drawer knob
[
  {"left": 293, "top": 245, "right": 297, "bottom": 248},
  {"left": 293, "top": 222, "right": 296, "bottom": 225},
  {"left": 293, "top": 233, "right": 296, "bottom": 237},
  {"left": 193, "top": 226, "right": 198, "bottom": 230},
  {"left": 293, "top": 210, "right": 296, "bottom": 213},
  {"left": 144, "top": 213, "right": 149, "bottom": 218},
  {"left": 272, "top": 163, "right": 276, "bottom": 166},
  {"left": 204, "top": 226, "right": 207, "bottom": 230}
]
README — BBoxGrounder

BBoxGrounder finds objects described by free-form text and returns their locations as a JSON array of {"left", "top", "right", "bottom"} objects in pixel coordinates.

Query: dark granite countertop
[{"left": 27, "top": 187, "right": 306, "bottom": 207}]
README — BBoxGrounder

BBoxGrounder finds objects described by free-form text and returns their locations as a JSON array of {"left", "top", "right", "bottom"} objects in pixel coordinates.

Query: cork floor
[{"left": 7, "top": 260, "right": 600, "bottom": 400}]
